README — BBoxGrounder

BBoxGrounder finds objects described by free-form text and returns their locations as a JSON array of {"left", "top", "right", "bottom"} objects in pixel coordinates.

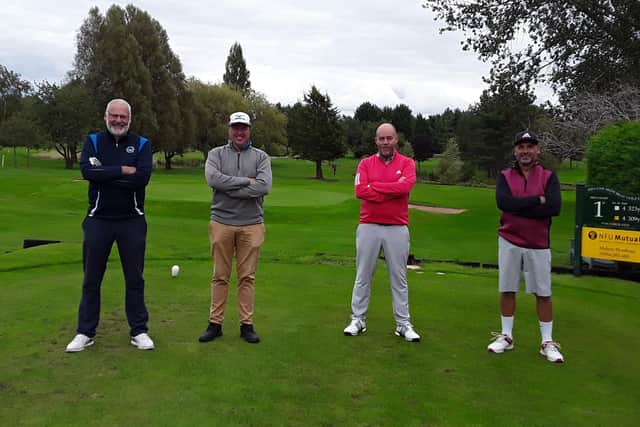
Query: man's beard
[
  {"left": 516, "top": 155, "right": 536, "bottom": 168},
  {"left": 106, "top": 121, "right": 129, "bottom": 137}
]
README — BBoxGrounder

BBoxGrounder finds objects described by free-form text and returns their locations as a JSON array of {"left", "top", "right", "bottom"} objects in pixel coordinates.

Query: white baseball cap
[{"left": 229, "top": 112, "right": 251, "bottom": 127}]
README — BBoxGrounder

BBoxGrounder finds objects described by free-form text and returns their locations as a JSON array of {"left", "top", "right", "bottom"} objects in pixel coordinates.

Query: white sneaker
[
  {"left": 540, "top": 341, "right": 564, "bottom": 363},
  {"left": 65, "top": 334, "right": 94, "bottom": 352},
  {"left": 130, "top": 333, "right": 155, "bottom": 350},
  {"left": 487, "top": 332, "right": 514, "bottom": 353},
  {"left": 343, "top": 319, "right": 367, "bottom": 336},
  {"left": 395, "top": 324, "right": 421, "bottom": 342}
]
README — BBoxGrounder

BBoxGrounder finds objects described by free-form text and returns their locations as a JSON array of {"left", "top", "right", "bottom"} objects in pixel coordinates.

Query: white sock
[
  {"left": 501, "top": 315, "right": 514, "bottom": 338},
  {"left": 539, "top": 321, "right": 553, "bottom": 342}
]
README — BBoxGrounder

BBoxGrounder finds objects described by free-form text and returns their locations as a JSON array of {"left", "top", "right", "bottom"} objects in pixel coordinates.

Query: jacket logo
[{"left": 126, "top": 146, "right": 135, "bottom": 154}]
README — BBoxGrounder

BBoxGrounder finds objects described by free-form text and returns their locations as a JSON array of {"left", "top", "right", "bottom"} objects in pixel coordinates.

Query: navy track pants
[{"left": 76, "top": 216, "right": 149, "bottom": 337}]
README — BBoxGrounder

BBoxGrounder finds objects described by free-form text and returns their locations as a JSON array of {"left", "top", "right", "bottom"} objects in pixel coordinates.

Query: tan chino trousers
[{"left": 208, "top": 220, "right": 265, "bottom": 324}]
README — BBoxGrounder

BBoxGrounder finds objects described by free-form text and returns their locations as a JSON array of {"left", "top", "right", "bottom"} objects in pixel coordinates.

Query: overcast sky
[{"left": 0, "top": 1, "right": 551, "bottom": 117}]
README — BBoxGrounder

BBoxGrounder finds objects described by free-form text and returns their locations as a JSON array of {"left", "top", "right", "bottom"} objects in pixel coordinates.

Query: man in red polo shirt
[
  {"left": 343, "top": 123, "right": 421, "bottom": 342},
  {"left": 488, "top": 130, "right": 564, "bottom": 363}
]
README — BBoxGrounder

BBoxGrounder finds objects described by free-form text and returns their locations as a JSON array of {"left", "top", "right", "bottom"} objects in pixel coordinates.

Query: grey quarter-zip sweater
[{"left": 205, "top": 141, "right": 272, "bottom": 226}]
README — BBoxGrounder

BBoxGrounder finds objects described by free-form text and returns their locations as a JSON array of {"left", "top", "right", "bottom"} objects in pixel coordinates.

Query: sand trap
[{"left": 409, "top": 204, "right": 466, "bottom": 214}]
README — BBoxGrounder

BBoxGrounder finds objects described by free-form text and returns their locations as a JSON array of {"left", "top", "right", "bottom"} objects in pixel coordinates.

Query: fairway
[{"left": 1, "top": 151, "right": 639, "bottom": 426}]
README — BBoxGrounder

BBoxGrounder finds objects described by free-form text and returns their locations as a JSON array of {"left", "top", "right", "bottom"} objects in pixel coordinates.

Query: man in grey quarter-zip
[{"left": 198, "top": 112, "right": 272, "bottom": 344}]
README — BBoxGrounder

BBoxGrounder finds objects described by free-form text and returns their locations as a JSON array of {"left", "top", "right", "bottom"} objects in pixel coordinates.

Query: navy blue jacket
[{"left": 79, "top": 130, "right": 152, "bottom": 219}]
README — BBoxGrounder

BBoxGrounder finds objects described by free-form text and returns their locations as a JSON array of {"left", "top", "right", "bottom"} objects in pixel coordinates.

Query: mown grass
[
  {"left": 556, "top": 160, "right": 587, "bottom": 185},
  {"left": 1, "top": 148, "right": 639, "bottom": 426}
]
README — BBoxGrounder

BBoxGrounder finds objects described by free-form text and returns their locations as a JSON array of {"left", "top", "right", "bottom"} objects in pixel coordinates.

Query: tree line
[{"left": 1, "top": 2, "right": 638, "bottom": 183}]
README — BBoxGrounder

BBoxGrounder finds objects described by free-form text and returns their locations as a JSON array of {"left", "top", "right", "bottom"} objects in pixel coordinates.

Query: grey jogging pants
[{"left": 350, "top": 223, "right": 412, "bottom": 326}]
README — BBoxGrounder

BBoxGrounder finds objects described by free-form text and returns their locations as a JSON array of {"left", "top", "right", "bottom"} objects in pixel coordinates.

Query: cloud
[{"left": 0, "top": 0, "right": 526, "bottom": 116}]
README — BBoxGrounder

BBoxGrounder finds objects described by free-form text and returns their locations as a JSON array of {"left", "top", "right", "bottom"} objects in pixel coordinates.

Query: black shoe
[
  {"left": 198, "top": 322, "right": 223, "bottom": 342},
  {"left": 240, "top": 324, "right": 260, "bottom": 344}
]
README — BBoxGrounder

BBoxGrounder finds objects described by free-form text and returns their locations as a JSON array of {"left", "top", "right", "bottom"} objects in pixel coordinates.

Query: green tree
[
  {"left": 412, "top": 113, "right": 435, "bottom": 167},
  {"left": 391, "top": 104, "right": 415, "bottom": 142},
  {"left": 127, "top": 5, "right": 193, "bottom": 169},
  {"left": 351, "top": 121, "right": 378, "bottom": 159},
  {"left": 341, "top": 116, "right": 364, "bottom": 156},
  {"left": 287, "top": 86, "right": 345, "bottom": 179},
  {"left": 190, "top": 80, "right": 248, "bottom": 159},
  {"left": 354, "top": 102, "right": 383, "bottom": 123},
  {"left": 78, "top": 6, "right": 155, "bottom": 133},
  {"left": 455, "top": 86, "right": 548, "bottom": 179},
  {"left": 71, "top": 5, "right": 193, "bottom": 169},
  {"left": 395, "top": 132, "right": 414, "bottom": 158},
  {"left": 35, "top": 81, "right": 99, "bottom": 169},
  {"left": 422, "top": 0, "right": 640, "bottom": 95},
  {"left": 432, "top": 138, "right": 464, "bottom": 184},
  {"left": 285, "top": 101, "right": 305, "bottom": 156},
  {"left": 68, "top": 7, "right": 103, "bottom": 82},
  {"left": 223, "top": 42, "right": 251, "bottom": 93},
  {"left": 586, "top": 121, "right": 640, "bottom": 195},
  {"left": 426, "top": 108, "right": 462, "bottom": 154},
  {"left": 381, "top": 106, "right": 394, "bottom": 122},
  {"left": 0, "top": 65, "right": 31, "bottom": 124},
  {"left": 246, "top": 91, "right": 288, "bottom": 156},
  {"left": 0, "top": 108, "right": 47, "bottom": 168},
  {"left": 346, "top": 120, "right": 414, "bottom": 160}
]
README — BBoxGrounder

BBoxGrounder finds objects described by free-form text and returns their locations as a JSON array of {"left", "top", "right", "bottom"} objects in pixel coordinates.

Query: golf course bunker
[{"left": 409, "top": 204, "right": 466, "bottom": 214}]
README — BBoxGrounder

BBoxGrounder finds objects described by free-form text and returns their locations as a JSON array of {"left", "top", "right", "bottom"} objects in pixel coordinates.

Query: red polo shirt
[{"left": 355, "top": 152, "right": 416, "bottom": 225}]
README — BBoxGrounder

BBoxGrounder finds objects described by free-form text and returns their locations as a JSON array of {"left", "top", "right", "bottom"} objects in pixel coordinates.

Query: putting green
[
  {"left": 147, "top": 183, "right": 352, "bottom": 207},
  {"left": 265, "top": 188, "right": 353, "bottom": 207}
]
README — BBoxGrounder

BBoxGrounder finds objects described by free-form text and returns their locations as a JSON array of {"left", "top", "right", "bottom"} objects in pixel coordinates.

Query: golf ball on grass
[{"left": 171, "top": 265, "right": 180, "bottom": 277}]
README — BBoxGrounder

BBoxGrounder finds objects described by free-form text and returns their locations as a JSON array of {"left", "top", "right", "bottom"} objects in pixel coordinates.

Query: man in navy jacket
[{"left": 66, "top": 99, "right": 154, "bottom": 352}]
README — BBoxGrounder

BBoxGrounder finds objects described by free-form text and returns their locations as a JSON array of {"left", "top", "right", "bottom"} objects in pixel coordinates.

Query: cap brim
[{"left": 515, "top": 138, "right": 538, "bottom": 145}]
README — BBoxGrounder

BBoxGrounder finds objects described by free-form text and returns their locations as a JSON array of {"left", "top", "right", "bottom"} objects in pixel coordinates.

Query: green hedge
[{"left": 586, "top": 120, "right": 640, "bottom": 196}]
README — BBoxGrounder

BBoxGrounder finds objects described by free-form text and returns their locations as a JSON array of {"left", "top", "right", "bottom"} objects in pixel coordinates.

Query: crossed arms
[
  {"left": 205, "top": 150, "right": 272, "bottom": 199},
  {"left": 79, "top": 136, "right": 152, "bottom": 189},
  {"left": 496, "top": 172, "right": 561, "bottom": 218},
  {"left": 355, "top": 158, "right": 416, "bottom": 203}
]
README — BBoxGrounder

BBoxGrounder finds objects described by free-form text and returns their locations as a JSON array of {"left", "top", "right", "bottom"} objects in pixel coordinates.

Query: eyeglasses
[{"left": 108, "top": 113, "right": 129, "bottom": 120}]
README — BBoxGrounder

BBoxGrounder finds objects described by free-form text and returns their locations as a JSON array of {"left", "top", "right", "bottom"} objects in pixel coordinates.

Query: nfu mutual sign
[{"left": 574, "top": 184, "right": 640, "bottom": 274}]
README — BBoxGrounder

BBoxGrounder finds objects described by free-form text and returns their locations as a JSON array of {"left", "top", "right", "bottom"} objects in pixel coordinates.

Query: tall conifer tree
[
  {"left": 287, "top": 86, "right": 345, "bottom": 179},
  {"left": 223, "top": 42, "right": 251, "bottom": 93},
  {"left": 71, "top": 5, "right": 193, "bottom": 168}
]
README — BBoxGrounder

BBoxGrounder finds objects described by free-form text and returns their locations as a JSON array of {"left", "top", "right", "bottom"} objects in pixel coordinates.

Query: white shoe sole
[
  {"left": 540, "top": 350, "right": 564, "bottom": 363},
  {"left": 130, "top": 340, "right": 155, "bottom": 350},
  {"left": 343, "top": 328, "right": 366, "bottom": 336},
  {"left": 488, "top": 345, "right": 514, "bottom": 353},
  {"left": 395, "top": 331, "right": 420, "bottom": 342},
  {"left": 65, "top": 339, "right": 95, "bottom": 353}
]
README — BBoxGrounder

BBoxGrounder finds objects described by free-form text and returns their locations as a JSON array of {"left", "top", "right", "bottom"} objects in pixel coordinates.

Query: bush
[
  {"left": 586, "top": 120, "right": 640, "bottom": 195},
  {"left": 467, "top": 168, "right": 494, "bottom": 186},
  {"left": 398, "top": 139, "right": 414, "bottom": 158},
  {"left": 432, "top": 138, "right": 464, "bottom": 184}
]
